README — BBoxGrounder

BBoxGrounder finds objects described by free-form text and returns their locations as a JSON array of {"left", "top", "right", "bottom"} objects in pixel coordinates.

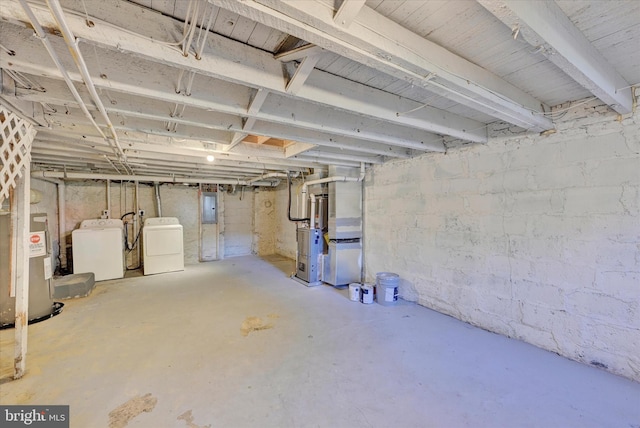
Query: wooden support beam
[
  {"left": 286, "top": 54, "right": 321, "bottom": 94},
  {"left": 0, "top": 2, "right": 488, "bottom": 142},
  {"left": 13, "top": 162, "right": 30, "bottom": 379},
  {"left": 334, "top": 0, "right": 366, "bottom": 28},
  {"left": 215, "top": 0, "right": 553, "bottom": 131},
  {"left": 275, "top": 44, "right": 324, "bottom": 62},
  {"left": 478, "top": 0, "right": 633, "bottom": 114}
]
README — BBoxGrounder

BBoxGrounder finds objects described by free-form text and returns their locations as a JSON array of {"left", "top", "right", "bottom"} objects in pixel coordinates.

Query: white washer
[
  {"left": 143, "top": 217, "right": 184, "bottom": 275},
  {"left": 72, "top": 219, "right": 125, "bottom": 281}
]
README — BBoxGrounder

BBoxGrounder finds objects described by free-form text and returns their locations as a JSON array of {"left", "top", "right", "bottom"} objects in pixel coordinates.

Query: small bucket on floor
[
  {"left": 348, "top": 283, "right": 361, "bottom": 301},
  {"left": 360, "top": 284, "right": 374, "bottom": 304},
  {"left": 376, "top": 272, "right": 399, "bottom": 306}
]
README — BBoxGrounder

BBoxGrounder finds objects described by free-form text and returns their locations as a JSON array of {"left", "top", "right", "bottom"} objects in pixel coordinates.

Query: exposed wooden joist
[
  {"left": 11, "top": 75, "right": 431, "bottom": 157},
  {"left": 275, "top": 44, "right": 324, "bottom": 62},
  {"left": 215, "top": 0, "right": 553, "bottom": 131},
  {"left": 0, "top": 3, "right": 487, "bottom": 142},
  {"left": 334, "top": 0, "right": 367, "bottom": 28},
  {"left": 286, "top": 54, "right": 321, "bottom": 94},
  {"left": 35, "top": 129, "right": 317, "bottom": 170},
  {"left": 4, "top": 44, "right": 445, "bottom": 152},
  {"left": 477, "top": 0, "right": 633, "bottom": 114},
  {"left": 13, "top": 161, "right": 30, "bottom": 379},
  {"left": 236, "top": 87, "right": 270, "bottom": 143}
]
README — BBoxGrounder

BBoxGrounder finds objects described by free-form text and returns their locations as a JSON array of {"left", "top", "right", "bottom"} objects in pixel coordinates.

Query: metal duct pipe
[
  {"left": 30, "top": 171, "right": 277, "bottom": 186},
  {"left": 154, "top": 183, "right": 162, "bottom": 218},
  {"left": 300, "top": 163, "right": 365, "bottom": 219},
  {"left": 46, "top": 0, "right": 130, "bottom": 170}
]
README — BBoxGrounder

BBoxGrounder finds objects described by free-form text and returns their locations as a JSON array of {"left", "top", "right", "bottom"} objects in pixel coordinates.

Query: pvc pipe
[
  {"left": 309, "top": 194, "right": 316, "bottom": 229},
  {"left": 246, "top": 171, "right": 299, "bottom": 185},
  {"left": 106, "top": 179, "right": 111, "bottom": 218},
  {"left": 154, "top": 183, "right": 162, "bottom": 218},
  {"left": 57, "top": 180, "right": 66, "bottom": 271},
  {"left": 46, "top": 0, "right": 129, "bottom": 168},
  {"left": 30, "top": 171, "right": 277, "bottom": 186},
  {"left": 135, "top": 180, "right": 140, "bottom": 267},
  {"left": 301, "top": 163, "right": 365, "bottom": 219}
]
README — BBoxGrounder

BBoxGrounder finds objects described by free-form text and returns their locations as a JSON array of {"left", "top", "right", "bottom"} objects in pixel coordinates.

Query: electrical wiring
[{"left": 59, "top": 1, "right": 202, "bottom": 55}]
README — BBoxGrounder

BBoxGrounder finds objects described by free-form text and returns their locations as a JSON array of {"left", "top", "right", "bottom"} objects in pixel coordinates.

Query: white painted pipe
[
  {"left": 300, "top": 163, "right": 365, "bottom": 219},
  {"left": 246, "top": 171, "right": 298, "bottom": 185},
  {"left": 135, "top": 181, "right": 140, "bottom": 267},
  {"left": 17, "top": 0, "right": 121, "bottom": 172},
  {"left": 309, "top": 193, "right": 316, "bottom": 229},
  {"left": 30, "top": 171, "right": 277, "bottom": 186},
  {"left": 58, "top": 180, "right": 66, "bottom": 271},
  {"left": 106, "top": 179, "right": 111, "bottom": 218},
  {"left": 46, "top": 0, "right": 129, "bottom": 168},
  {"left": 154, "top": 183, "right": 162, "bottom": 218}
]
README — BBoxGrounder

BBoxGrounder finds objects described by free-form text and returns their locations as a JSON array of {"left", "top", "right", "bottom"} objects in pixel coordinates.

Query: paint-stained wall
[
  {"left": 223, "top": 188, "right": 254, "bottom": 257},
  {"left": 63, "top": 182, "right": 199, "bottom": 267},
  {"left": 273, "top": 180, "right": 300, "bottom": 259},
  {"left": 253, "top": 187, "right": 276, "bottom": 256},
  {"left": 364, "top": 98, "right": 640, "bottom": 382}
]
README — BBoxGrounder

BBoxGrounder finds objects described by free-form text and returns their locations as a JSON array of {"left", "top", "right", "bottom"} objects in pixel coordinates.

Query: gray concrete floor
[{"left": 1, "top": 254, "right": 639, "bottom": 428}]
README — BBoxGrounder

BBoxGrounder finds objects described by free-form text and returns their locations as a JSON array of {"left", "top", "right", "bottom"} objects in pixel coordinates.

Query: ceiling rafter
[
  {"left": 334, "top": 0, "right": 367, "bottom": 28},
  {"left": 478, "top": 0, "right": 632, "bottom": 114},
  {"left": 0, "top": 1, "right": 485, "bottom": 143},
  {"left": 2, "top": 31, "right": 444, "bottom": 154},
  {"left": 215, "top": 0, "right": 554, "bottom": 132}
]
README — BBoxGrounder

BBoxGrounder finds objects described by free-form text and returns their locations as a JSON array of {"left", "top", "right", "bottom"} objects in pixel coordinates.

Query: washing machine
[
  {"left": 72, "top": 219, "right": 125, "bottom": 281},
  {"left": 143, "top": 217, "right": 184, "bottom": 275}
]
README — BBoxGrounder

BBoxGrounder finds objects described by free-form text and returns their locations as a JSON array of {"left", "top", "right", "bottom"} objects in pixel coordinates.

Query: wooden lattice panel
[{"left": 0, "top": 105, "right": 35, "bottom": 204}]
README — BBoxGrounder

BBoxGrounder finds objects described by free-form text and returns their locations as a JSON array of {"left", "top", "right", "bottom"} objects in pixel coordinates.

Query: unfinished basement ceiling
[{"left": 1, "top": 0, "right": 638, "bottom": 182}]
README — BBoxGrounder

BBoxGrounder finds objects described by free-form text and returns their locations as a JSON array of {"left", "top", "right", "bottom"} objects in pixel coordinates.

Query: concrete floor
[{"left": 1, "top": 255, "right": 639, "bottom": 428}]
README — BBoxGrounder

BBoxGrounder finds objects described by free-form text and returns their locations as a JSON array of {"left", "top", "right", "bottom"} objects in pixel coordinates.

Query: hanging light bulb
[{"left": 206, "top": 154, "right": 214, "bottom": 162}]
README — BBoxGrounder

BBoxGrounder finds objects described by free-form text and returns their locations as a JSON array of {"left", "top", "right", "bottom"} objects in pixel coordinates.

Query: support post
[{"left": 13, "top": 162, "right": 30, "bottom": 379}]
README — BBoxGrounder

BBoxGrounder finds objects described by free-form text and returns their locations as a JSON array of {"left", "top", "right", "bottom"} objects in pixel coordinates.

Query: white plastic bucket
[
  {"left": 348, "top": 283, "right": 361, "bottom": 301},
  {"left": 360, "top": 284, "right": 374, "bottom": 304},
  {"left": 376, "top": 272, "right": 399, "bottom": 306}
]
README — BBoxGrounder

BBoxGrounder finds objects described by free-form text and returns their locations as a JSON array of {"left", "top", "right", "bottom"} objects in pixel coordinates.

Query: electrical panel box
[{"left": 201, "top": 192, "right": 217, "bottom": 224}]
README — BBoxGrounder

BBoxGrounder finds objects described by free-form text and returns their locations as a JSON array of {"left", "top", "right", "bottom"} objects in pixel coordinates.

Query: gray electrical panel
[{"left": 201, "top": 192, "right": 217, "bottom": 224}]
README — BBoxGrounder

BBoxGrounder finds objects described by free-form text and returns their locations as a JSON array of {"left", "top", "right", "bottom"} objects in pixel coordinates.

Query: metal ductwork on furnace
[{"left": 293, "top": 164, "right": 364, "bottom": 287}]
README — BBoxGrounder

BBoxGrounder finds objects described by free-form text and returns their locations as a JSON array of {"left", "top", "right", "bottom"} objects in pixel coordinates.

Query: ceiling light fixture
[{"left": 206, "top": 154, "right": 214, "bottom": 162}]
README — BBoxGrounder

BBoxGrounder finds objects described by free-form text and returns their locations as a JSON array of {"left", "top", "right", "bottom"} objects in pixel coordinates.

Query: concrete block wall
[
  {"left": 364, "top": 98, "right": 640, "bottom": 382},
  {"left": 63, "top": 182, "right": 199, "bottom": 266},
  {"left": 273, "top": 180, "right": 300, "bottom": 259},
  {"left": 253, "top": 187, "right": 277, "bottom": 256},
  {"left": 222, "top": 189, "right": 254, "bottom": 257}
]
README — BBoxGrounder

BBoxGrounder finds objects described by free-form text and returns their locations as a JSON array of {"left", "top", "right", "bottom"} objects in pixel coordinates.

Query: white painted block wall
[
  {"left": 273, "top": 180, "right": 300, "bottom": 259},
  {"left": 364, "top": 98, "right": 640, "bottom": 382},
  {"left": 223, "top": 189, "right": 254, "bottom": 257},
  {"left": 253, "top": 187, "right": 277, "bottom": 256}
]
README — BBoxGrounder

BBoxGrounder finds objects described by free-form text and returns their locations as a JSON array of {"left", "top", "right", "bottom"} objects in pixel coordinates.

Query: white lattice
[{"left": 1, "top": 105, "right": 35, "bottom": 204}]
